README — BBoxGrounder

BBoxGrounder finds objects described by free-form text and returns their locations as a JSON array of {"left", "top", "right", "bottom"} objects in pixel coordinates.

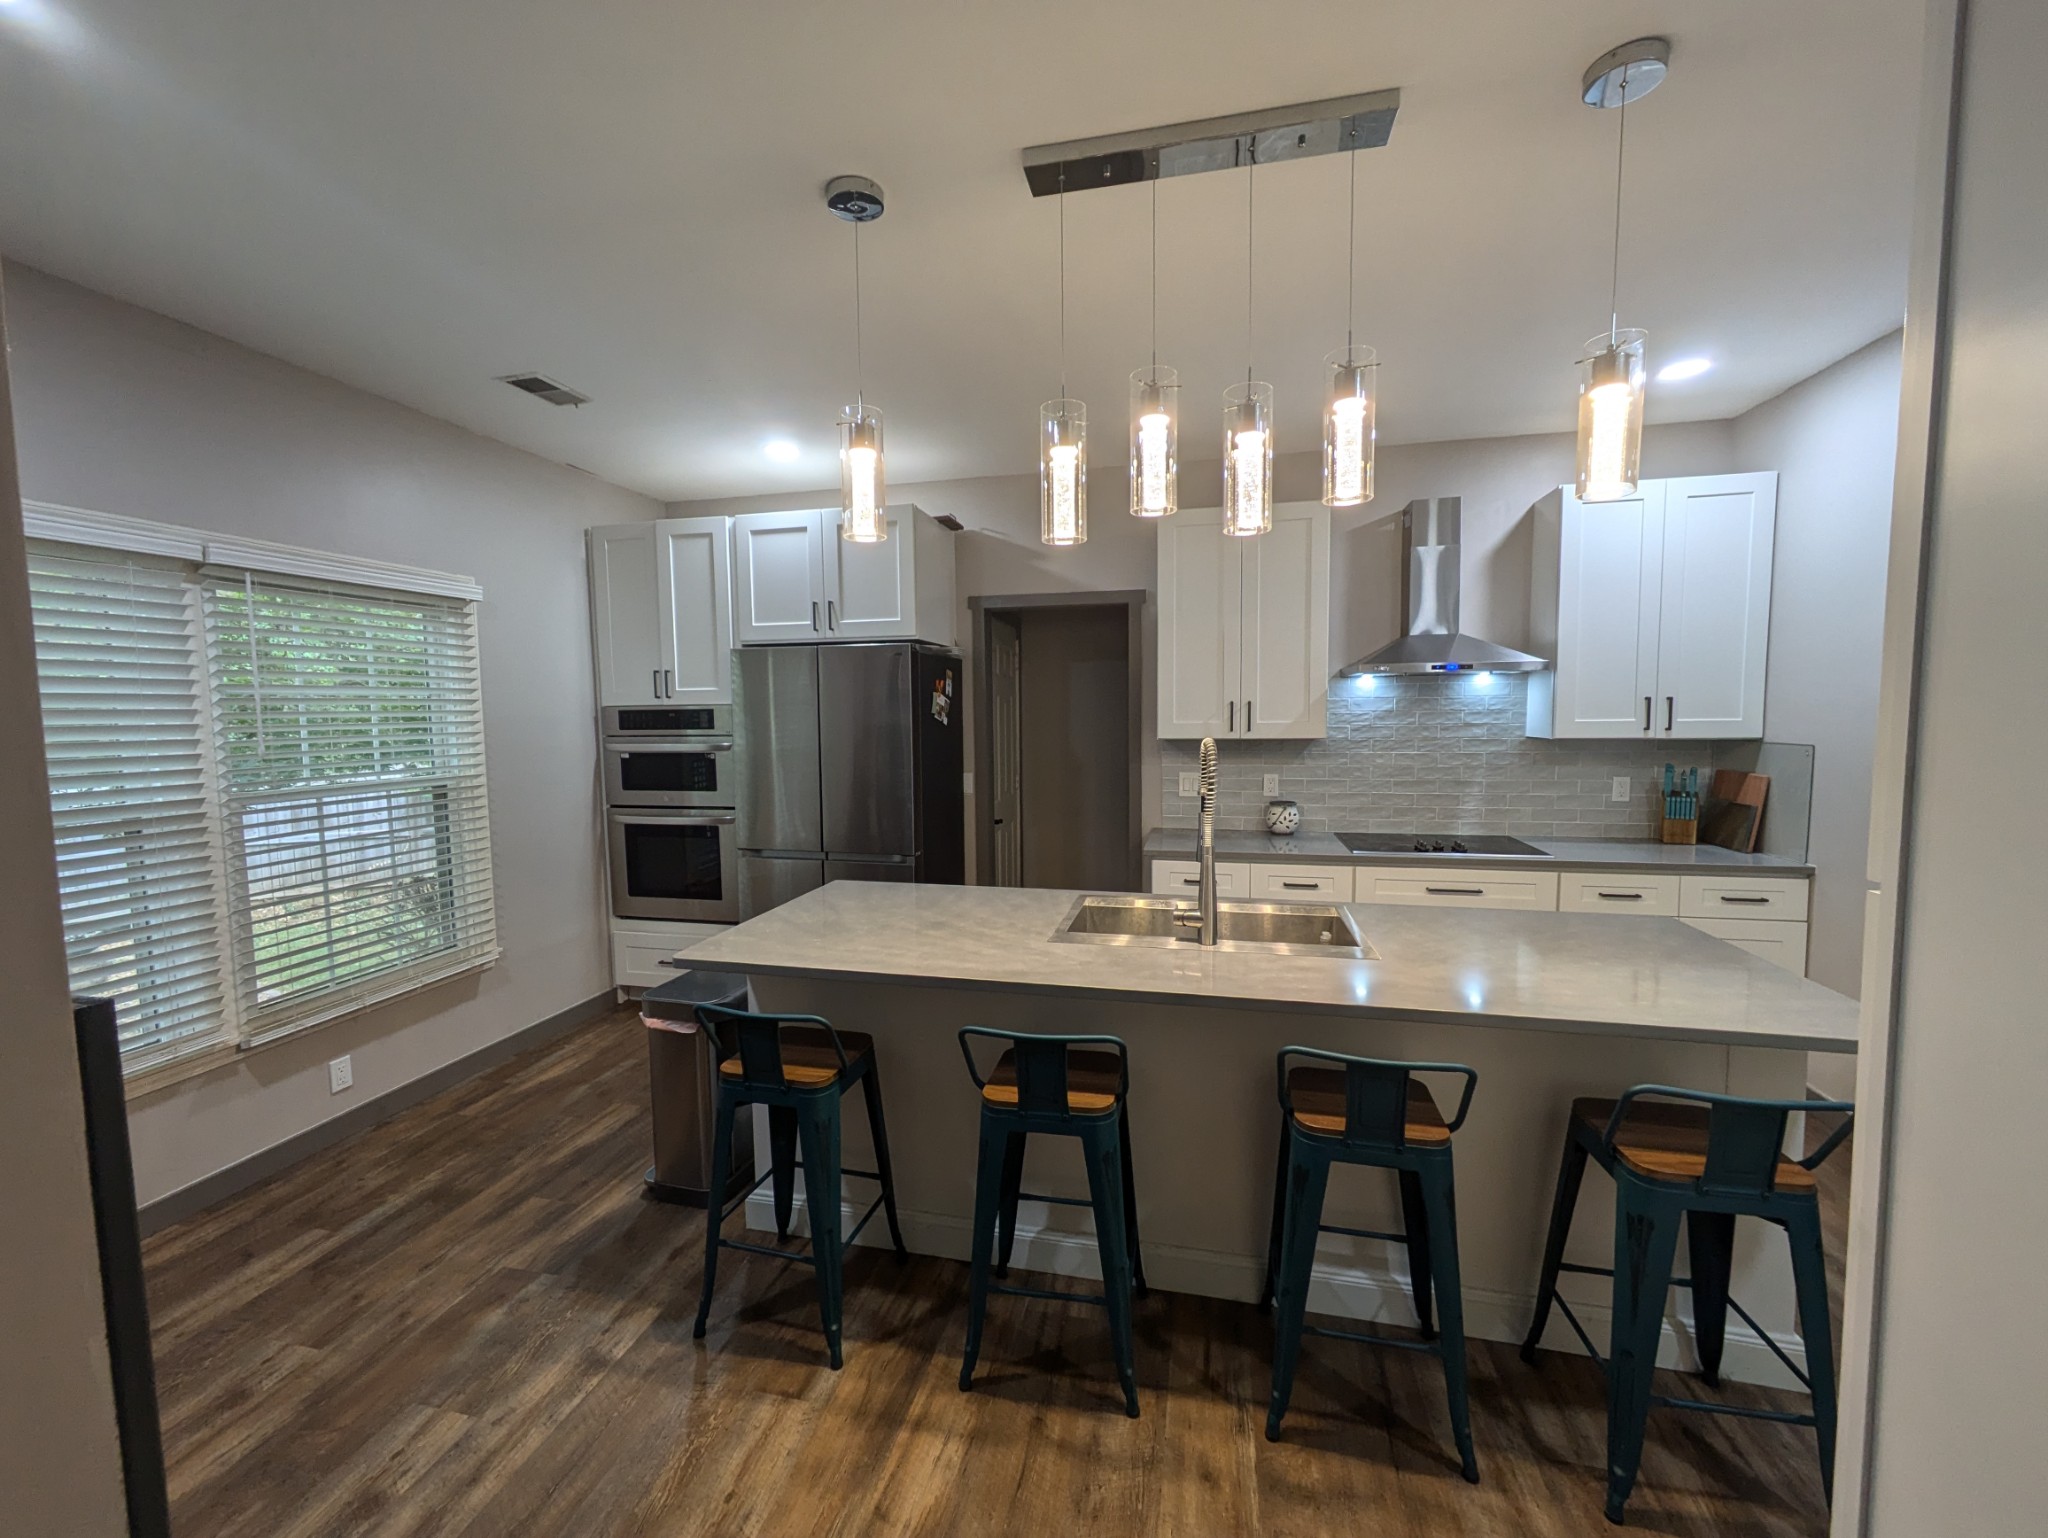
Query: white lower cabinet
[
  {"left": 1679, "top": 874, "right": 1810, "bottom": 922},
  {"left": 1351, "top": 865, "right": 1561, "bottom": 911},
  {"left": 1557, "top": 871, "right": 1682, "bottom": 916},
  {"left": 1149, "top": 859, "right": 1251, "bottom": 898},
  {"left": 611, "top": 921, "right": 728, "bottom": 990},
  {"left": 1681, "top": 916, "right": 1810, "bottom": 976}
]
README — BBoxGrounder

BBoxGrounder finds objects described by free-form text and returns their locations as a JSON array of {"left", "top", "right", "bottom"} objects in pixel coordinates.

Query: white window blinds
[
  {"left": 27, "top": 550, "right": 235, "bottom": 1070},
  {"left": 202, "top": 574, "right": 498, "bottom": 1044},
  {"left": 26, "top": 533, "right": 497, "bottom": 1073}
]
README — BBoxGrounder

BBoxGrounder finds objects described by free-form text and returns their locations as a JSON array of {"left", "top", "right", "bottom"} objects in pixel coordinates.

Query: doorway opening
[{"left": 970, "top": 591, "right": 1144, "bottom": 892}]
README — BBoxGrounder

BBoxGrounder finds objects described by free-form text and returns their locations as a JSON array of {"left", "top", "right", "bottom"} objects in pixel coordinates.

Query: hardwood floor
[{"left": 145, "top": 1009, "right": 1842, "bottom": 1536}]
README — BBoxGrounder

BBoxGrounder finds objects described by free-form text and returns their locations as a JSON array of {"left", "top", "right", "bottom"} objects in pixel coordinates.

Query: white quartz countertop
[
  {"left": 680, "top": 882, "right": 1858, "bottom": 1053},
  {"left": 1143, "top": 828, "right": 1813, "bottom": 875}
]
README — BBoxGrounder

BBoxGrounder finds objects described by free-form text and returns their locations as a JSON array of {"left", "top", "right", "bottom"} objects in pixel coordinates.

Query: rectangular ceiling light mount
[{"left": 1021, "top": 88, "right": 1400, "bottom": 197}]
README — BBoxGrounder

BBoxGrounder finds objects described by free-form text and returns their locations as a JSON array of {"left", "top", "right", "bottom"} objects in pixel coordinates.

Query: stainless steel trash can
[{"left": 640, "top": 968, "right": 756, "bottom": 1206}]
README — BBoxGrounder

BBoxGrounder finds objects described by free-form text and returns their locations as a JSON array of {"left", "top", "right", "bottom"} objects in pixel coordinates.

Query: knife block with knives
[{"left": 1660, "top": 763, "right": 1700, "bottom": 844}]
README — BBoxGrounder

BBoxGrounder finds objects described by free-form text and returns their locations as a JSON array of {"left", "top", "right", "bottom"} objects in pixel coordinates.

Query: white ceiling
[{"left": 0, "top": 1, "right": 1924, "bottom": 502}]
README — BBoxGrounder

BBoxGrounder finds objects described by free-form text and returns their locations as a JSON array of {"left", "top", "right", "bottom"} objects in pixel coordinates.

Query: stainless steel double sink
[{"left": 1050, "top": 894, "right": 1377, "bottom": 960}]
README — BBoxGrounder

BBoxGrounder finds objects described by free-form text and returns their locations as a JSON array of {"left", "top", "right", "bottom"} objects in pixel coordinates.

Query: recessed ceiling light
[
  {"left": 1657, "top": 357, "right": 1713, "bottom": 383},
  {"left": 763, "top": 438, "right": 801, "bottom": 462}
]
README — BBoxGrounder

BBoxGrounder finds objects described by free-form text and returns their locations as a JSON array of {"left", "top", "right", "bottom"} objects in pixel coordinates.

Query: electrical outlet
[
  {"left": 961, "top": 770, "right": 973, "bottom": 794},
  {"left": 1611, "top": 776, "right": 1631, "bottom": 803},
  {"left": 1263, "top": 773, "right": 1281, "bottom": 797},
  {"left": 328, "top": 1055, "right": 353, "bottom": 1095},
  {"left": 1178, "top": 771, "right": 1200, "bottom": 797}
]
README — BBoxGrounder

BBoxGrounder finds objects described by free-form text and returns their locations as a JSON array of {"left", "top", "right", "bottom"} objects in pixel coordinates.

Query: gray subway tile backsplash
[{"left": 1159, "top": 674, "right": 1717, "bottom": 838}]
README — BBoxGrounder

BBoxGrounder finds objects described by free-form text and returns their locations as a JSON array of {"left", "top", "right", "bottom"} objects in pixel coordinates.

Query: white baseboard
[{"left": 743, "top": 1192, "right": 1810, "bottom": 1393}]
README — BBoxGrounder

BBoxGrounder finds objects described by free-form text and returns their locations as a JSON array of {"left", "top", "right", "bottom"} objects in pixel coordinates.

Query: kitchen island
[{"left": 680, "top": 881, "right": 1858, "bottom": 1387}]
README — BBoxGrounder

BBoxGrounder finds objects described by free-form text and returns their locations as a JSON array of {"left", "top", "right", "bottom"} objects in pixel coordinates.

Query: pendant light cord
[
  {"left": 1058, "top": 168, "right": 1067, "bottom": 399},
  {"left": 1346, "top": 137, "right": 1358, "bottom": 361},
  {"left": 1149, "top": 178, "right": 1159, "bottom": 374},
  {"left": 852, "top": 217, "right": 865, "bottom": 408},
  {"left": 1245, "top": 149, "right": 1256, "bottom": 389},
  {"left": 1608, "top": 95, "right": 1628, "bottom": 344}
]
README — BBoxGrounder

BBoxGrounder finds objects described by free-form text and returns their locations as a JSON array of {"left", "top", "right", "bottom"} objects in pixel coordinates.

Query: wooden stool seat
[
  {"left": 981, "top": 1047, "right": 1122, "bottom": 1112},
  {"left": 718, "top": 1026, "right": 875, "bottom": 1088},
  {"left": 1571, "top": 1096, "right": 1815, "bottom": 1191},
  {"left": 1288, "top": 1066, "right": 1451, "bottom": 1144}
]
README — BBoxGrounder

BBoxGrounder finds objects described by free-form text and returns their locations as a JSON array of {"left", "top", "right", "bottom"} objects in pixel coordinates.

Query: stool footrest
[
  {"left": 1303, "top": 1322, "right": 1441, "bottom": 1355},
  {"left": 988, "top": 1281, "right": 1110, "bottom": 1308},
  {"left": 1558, "top": 1260, "right": 1696, "bottom": 1290},
  {"left": 842, "top": 1194, "right": 887, "bottom": 1249},
  {"left": 1652, "top": 1392, "right": 1817, "bottom": 1427},
  {"left": 1016, "top": 1190, "right": 1093, "bottom": 1209},
  {"left": 719, "top": 1237, "right": 817, "bottom": 1267}
]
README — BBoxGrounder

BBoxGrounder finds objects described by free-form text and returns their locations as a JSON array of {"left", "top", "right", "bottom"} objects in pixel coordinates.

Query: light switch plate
[
  {"left": 328, "top": 1055, "right": 353, "bottom": 1094},
  {"left": 962, "top": 771, "right": 973, "bottom": 794},
  {"left": 1178, "top": 772, "right": 1200, "bottom": 797},
  {"left": 1263, "top": 774, "right": 1281, "bottom": 797},
  {"left": 1611, "top": 776, "right": 1630, "bottom": 803}
]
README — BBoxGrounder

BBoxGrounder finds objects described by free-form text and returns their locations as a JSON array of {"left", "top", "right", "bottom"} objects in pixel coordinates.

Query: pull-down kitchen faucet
[{"left": 1173, "top": 736, "right": 1221, "bottom": 947}]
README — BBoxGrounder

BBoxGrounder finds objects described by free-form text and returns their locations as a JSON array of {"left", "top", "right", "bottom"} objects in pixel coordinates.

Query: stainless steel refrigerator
[{"left": 735, "top": 642, "right": 964, "bottom": 918}]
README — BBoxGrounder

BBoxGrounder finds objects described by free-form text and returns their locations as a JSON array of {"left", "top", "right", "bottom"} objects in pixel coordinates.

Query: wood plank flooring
[{"left": 145, "top": 1009, "right": 1843, "bottom": 1536}]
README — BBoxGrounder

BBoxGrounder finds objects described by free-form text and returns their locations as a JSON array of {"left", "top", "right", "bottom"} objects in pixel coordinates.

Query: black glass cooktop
[{"left": 1334, "top": 833, "right": 1552, "bottom": 858}]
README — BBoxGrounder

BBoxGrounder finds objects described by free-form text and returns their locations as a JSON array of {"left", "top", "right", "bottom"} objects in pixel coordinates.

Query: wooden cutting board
[{"left": 1702, "top": 771, "right": 1770, "bottom": 852}]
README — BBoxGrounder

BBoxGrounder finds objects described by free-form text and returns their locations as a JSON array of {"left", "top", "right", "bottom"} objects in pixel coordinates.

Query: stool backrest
[
  {"left": 694, "top": 1003, "right": 848, "bottom": 1091},
  {"left": 957, "top": 1027, "right": 1129, "bottom": 1116},
  {"left": 1603, "top": 1085, "right": 1855, "bottom": 1197},
  {"left": 1276, "top": 1047, "right": 1477, "bottom": 1151}
]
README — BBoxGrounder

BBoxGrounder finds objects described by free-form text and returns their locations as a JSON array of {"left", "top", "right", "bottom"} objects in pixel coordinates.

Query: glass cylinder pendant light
[
  {"left": 1222, "top": 380, "right": 1274, "bottom": 537},
  {"left": 1223, "top": 155, "right": 1273, "bottom": 537},
  {"left": 1577, "top": 328, "right": 1646, "bottom": 502},
  {"left": 1574, "top": 40, "right": 1668, "bottom": 503},
  {"left": 826, "top": 175, "right": 889, "bottom": 542},
  {"left": 1040, "top": 172, "right": 1087, "bottom": 545},
  {"left": 1323, "top": 138, "right": 1377, "bottom": 508},
  {"left": 1129, "top": 183, "right": 1179, "bottom": 518}
]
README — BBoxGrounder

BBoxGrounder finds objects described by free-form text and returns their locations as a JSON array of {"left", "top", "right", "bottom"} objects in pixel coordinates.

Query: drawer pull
[
  {"left": 1181, "top": 877, "right": 1200, "bottom": 885},
  {"left": 1719, "top": 894, "right": 1773, "bottom": 905},
  {"left": 1280, "top": 880, "right": 1321, "bottom": 890},
  {"left": 1425, "top": 886, "right": 1485, "bottom": 896},
  {"left": 1597, "top": 891, "right": 1644, "bottom": 901}
]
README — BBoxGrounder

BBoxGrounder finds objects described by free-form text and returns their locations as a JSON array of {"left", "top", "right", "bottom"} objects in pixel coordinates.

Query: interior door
[
  {"left": 1241, "top": 502, "right": 1332, "bottom": 738},
  {"left": 1157, "top": 509, "right": 1242, "bottom": 738},
  {"left": 1656, "top": 473, "right": 1778, "bottom": 739},
  {"left": 655, "top": 517, "right": 733, "bottom": 704},
  {"left": 1554, "top": 486, "right": 1665, "bottom": 737},
  {"left": 825, "top": 506, "right": 916, "bottom": 639},
  {"left": 589, "top": 523, "right": 665, "bottom": 706},
  {"left": 986, "top": 612, "right": 1023, "bottom": 885},
  {"left": 732, "top": 510, "right": 826, "bottom": 643}
]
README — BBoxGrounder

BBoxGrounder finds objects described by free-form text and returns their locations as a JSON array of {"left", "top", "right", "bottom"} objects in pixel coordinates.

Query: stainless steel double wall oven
[{"left": 603, "top": 704, "right": 742, "bottom": 922}]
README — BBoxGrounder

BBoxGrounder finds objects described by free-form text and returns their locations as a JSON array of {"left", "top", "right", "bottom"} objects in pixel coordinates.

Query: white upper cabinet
[
  {"left": 734, "top": 505, "right": 954, "bottom": 645},
  {"left": 589, "top": 517, "right": 735, "bottom": 706},
  {"left": 1158, "top": 502, "right": 1331, "bottom": 739},
  {"left": 1527, "top": 472, "right": 1776, "bottom": 741},
  {"left": 732, "top": 509, "right": 829, "bottom": 643}
]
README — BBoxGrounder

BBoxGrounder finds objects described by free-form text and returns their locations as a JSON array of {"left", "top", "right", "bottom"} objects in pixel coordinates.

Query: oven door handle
[
  {"left": 611, "top": 811, "right": 736, "bottom": 825},
  {"left": 605, "top": 740, "right": 735, "bottom": 754}
]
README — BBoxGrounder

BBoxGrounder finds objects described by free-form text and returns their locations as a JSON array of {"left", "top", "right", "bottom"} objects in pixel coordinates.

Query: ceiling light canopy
[
  {"left": 827, "top": 175, "right": 889, "bottom": 544},
  {"left": 1575, "top": 37, "right": 1669, "bottom": 504}
]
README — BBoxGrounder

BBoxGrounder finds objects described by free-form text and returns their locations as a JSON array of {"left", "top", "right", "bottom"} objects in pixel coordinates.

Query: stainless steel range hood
[{"left": 1339, "top": 498, "right": 1548, "bottom": 676}]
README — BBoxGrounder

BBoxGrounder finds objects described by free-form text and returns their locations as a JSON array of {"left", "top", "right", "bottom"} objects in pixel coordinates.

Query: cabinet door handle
[
  {"left": 663, "top": 670, "right": 673, "bottom": 698},
  {"left": 1245, "top": 698, "right": 1253, "bottom": 731},
  {"left": 1643, "top": 696, "right": 1653, "bottom": 731},
  {"left": 653, "top": 668, "right": 663, "bottom": 699},
  {"left": 1228, "top": 700, "right": 1235, "bottom": 731},
  {"left": 811, "top": 601, "right": 821, "bottom": 632},
  {"left": 1597, "top": 891, "right": 1644, "bottom": 901},
  {"left": 1426, "top": 886, "right": 1486, "bottom": 896},
  {"left": 1665, "top": 696, "right": 1674, "bottom": 732},
  {"left": 827, "top": 600, "right": 837, "bottom": 631},
  {"left": 1718, "top": 894, "right": 1772, "bottom": 905}
]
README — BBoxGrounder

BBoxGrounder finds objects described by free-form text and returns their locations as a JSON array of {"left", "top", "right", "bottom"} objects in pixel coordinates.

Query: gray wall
[
  {"left": 0, "top": 274, "right": 131, "bottom": 1536},
  {"left": 1861, "top": 0, "right": 2048, "bottom": 1529},
  {"left": 1018, "top": 604, "right": 1131, "bottom": 889},
  {"left": 1733, "top": 332, "right": 1904, "bottom": 1099},
  {"left": 3, "top": 263, "right": 663, "bottom": 1206}
]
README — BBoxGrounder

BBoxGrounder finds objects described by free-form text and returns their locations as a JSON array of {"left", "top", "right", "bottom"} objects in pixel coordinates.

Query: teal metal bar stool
[
  {"left": 1261, "top": 1047, "right": 1481, "bottom": 1484},
  {"left": 1519, "top": 1086, "right": 1854, "bottom": 1524},
  {"left": 956, "top": 1027, "right": 1146, "bottom": 1417},
  {"left": 691, "top": 1003, "right": 907, "bottom": 1370}
]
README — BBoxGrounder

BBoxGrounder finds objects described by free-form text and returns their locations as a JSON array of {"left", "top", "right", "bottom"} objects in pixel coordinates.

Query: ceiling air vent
[{"left": 497, "top": 373, "right": 589, "bottom": 407}]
